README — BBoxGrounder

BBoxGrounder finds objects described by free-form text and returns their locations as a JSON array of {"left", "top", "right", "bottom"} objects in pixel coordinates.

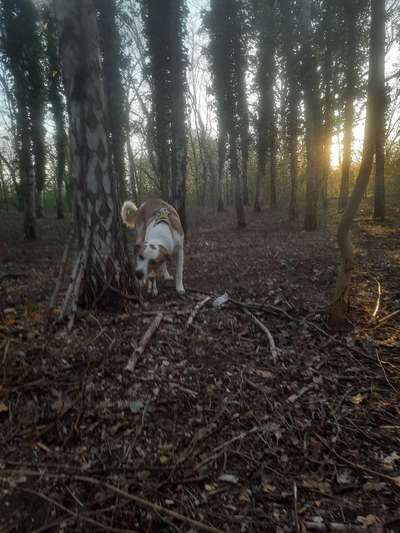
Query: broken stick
[
  {"left": 126, "top": 312, "right": 163, "bottom": 372},
  {"left": 186, "top": 296, "right": 211, "bottom": 328},
  {"left": 243, "top": 308, "right": 279, "bottom": 363}
]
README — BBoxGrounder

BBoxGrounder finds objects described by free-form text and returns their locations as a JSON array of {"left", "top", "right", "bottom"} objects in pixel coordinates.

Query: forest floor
[{"left": 1, "top": 199, "right": 400, "bottom": 533}]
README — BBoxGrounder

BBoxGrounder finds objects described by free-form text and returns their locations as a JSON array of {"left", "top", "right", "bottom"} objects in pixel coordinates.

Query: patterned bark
[{"left": 55, "top": 0, "right": 133, "bottom": 312}]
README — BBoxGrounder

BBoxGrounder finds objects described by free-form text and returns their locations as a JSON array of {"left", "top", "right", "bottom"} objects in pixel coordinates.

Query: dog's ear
[{"left": 158, "top": 245, "right": 171, "bottom": 263}]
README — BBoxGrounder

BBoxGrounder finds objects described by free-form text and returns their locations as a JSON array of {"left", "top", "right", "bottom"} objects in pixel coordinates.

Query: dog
[{"left": 121, "top": 199, "right": 185, "bottom": 296}]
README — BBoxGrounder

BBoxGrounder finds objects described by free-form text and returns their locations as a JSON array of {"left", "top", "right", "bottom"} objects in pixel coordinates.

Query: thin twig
[
  {"left": 313, "top": 433, "right": 400, "bottom": 488},
  {"left": 373, "top": 309, "right": 400, "bottom": 328},
  {"left": 242, "top": 308, "right": 279, "bottom": 363},
  {"left": 371, "top": 278, "right": 382, "bottom": 318},
  {"left": 186, "top": 296, "right": 211, "bottom": 328},
  {"left": 126, "top": 313, "right": 163, "bottom": 372},
  {"left": 376, "top": 349, "right": 399, "bottom": 394}
]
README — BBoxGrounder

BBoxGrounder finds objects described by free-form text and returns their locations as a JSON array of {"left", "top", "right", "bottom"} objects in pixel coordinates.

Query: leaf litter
[{"left": 0, "top": 204, "right": 399, "bottom": 532}]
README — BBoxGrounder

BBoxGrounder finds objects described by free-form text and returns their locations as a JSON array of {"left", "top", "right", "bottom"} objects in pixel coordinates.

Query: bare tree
[{"left": 330, "top": 0, "right": 385, "bottom": 327}]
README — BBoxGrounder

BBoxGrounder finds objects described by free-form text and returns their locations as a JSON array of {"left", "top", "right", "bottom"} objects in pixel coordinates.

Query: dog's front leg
[
  {"left": 146, "top": 279, "right": 152, "bottom": 294},
  {"left": 161, "top": 262, "right": 173, "bottom": 281},
  {"left": 175, "top": 244, "right": 185, "bottom": 295},
  {"left": 151, "top": 279, "right": 158, "bottom": 297}
]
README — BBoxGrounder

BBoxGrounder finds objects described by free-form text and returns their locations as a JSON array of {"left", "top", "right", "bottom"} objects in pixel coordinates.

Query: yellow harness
[{"left": 153, "top": 207, "right": 171, "bottom": 226}]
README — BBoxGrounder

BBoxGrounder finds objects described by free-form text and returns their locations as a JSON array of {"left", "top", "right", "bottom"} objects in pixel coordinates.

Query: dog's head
[{"left": 134, "top": 241, "right": 170, "bottom": 281}]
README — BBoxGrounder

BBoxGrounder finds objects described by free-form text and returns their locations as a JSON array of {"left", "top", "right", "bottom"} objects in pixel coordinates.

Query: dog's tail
[{"left": 121, "top": 200, "right": 138, "bottom": 229}]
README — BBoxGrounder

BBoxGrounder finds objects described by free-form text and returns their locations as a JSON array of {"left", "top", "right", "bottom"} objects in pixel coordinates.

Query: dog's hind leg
[{"left": 175, "top": 243, "right": 185, "bottom": 295}]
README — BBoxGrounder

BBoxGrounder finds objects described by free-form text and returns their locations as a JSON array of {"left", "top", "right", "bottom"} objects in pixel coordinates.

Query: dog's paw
[
  {"left": 176, "top": 287, "right": 186, "bottom": 296},
  {"left": 163, "top": 274, "right": 174, "bottom": 281}
]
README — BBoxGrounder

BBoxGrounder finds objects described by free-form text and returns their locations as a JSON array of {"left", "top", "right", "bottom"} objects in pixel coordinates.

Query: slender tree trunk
[
  {"left": 338, "top": 8, "right": 357, "bottom": 212},
  {"left": 55, "top": 0, "right": 133, "bottom": 312},
  {"left": 20, "top": 116, "right": 36, "bottom": 240},
  {"left": 322, "top": 45, "right": 333, "bottom": 209},
  {"left": 45, "top": 7, "right": 67, "bottom": 220},
  {"left": 217, "top": 126, "right": 226, "bottom": 212},
  {"left": 238, "top": 86, "right": 250, "bottom": 206},
  {"left": 55, "top": 123, "right": 67, "bottom": 219},
  {"left": 330, "top": 0, "right": 384, "bottom": 327},
  {"left": 229, "top": 132, "right": 246, "bottom": 228},
  {"left": 126, "top": 137, "right": 139, "bottom": 204},
  {"left": 14, "top": 74, "right": 36, "bottom": 239},
  {"left": 321, "top": 0, "right": 336, "bottom": 210},
  {"left": 254, "top": 0, "right": 276, "bottom": 212},
  {"left": 97, "top": 0, "right": 128, "bottom": 202},
  {"left": 254, "top": 146, "right": 265, "bottom": 212},
  {"left": 288, "top": 86, "right": 299, "bottom": 221},
  {"left": 169, "top": 0, "right": 187, "bottom": 230},
  {"left": 338, "top": 96, "right": 353, "bottom": 210},
  {"left": 270, "top": 117, "right": 277, "bottom": 207},
  {"left": 301, "top": 0, "right": 323, "bottom": 231},
  {"left": 373, "top": 2, "right": 385, "bottom": 220},
  {"left": 31, "top": 109, "right": 46, "bottom": 218},
  {"left": 279, "top": 0, "right": 299, "bottom": 221}
]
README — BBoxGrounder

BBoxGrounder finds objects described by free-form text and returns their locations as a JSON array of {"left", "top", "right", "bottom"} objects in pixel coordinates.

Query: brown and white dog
[{"left": 121, "top": 199, "right": 185, "bottom": 296}]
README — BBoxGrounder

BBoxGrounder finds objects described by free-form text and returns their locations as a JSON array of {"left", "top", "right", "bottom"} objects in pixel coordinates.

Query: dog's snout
[{"left": 135, "top": 270, "right": 144, "bottom": 280}]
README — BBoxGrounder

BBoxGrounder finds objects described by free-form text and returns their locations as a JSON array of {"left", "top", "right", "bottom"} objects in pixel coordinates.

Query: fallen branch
[
  {"left": 48, "top": 228, "right": 75, "bottom": 321},
  {"left": 22, "top": 487, "right": 132, "bottom": 533},
  {"left": 242, "top": 308, "right": 279, "bottom": 363},
  {"left": 0, "top": 272, "right": 27, "bottom": 283},
  {"left": 126, "top": 313, "right": 163, "bottom": 372},
  {"left": 1, "top": 469, "right": 223, "bottom": 533},
  {"left": 186, "top": 296, "right": 211, "bottom": 328},
  {"left": 304, "top": 522, "right": 366, "bottom": 532}
]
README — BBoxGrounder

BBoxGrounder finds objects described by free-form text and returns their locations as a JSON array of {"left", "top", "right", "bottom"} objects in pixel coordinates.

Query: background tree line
[{"left": 0, "top": 0, "right": 398, "bottom": 321}]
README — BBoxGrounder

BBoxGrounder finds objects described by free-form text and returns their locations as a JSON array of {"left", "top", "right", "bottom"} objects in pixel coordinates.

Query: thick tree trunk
[
  {"left": 330, "top": 0, "right": 384, "bottom": 327},
  {"left": 97, "top": 0, "right": 127, "bottom": 202},
  {"left": 55, "top": 0, "right": 133, "bottom": 313}
]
